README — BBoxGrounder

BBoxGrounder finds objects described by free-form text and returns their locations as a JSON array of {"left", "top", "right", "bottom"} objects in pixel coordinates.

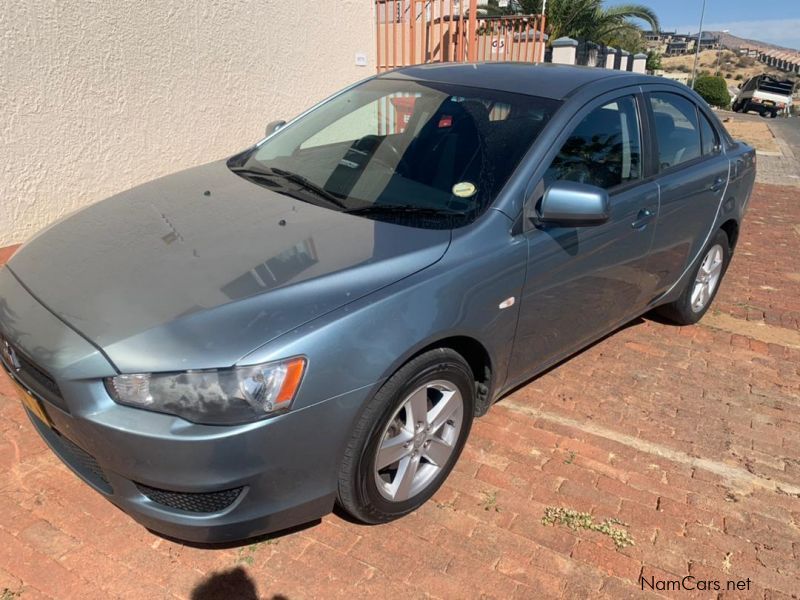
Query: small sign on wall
[{"left": 355, "top": 53, "right": 368, "bottom": 67}]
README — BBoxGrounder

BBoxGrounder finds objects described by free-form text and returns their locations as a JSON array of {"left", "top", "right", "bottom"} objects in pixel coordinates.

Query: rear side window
[
  {"left": 546, "top": 95, "right": 641, "bottom": 190},
  {"left": 649, "top": 93, "right": 702, "bottom": 170},
  {"left": 699, "top": 112, "right": 720, "bottom": 155}
]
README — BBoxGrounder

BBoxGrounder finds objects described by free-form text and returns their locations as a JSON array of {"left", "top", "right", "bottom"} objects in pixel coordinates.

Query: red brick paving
[{"left": 1, "top": 184, "right": 799, "bottom": 599}]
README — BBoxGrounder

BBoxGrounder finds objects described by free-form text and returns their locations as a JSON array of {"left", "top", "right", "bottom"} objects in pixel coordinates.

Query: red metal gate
[{"left": 375, "top": 0, "right": 546, "bottom": 72}]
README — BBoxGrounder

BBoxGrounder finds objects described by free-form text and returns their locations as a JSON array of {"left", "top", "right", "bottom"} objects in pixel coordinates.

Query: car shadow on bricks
[{"left": 150, "top": 520, "right": 321, "bottom": 551}]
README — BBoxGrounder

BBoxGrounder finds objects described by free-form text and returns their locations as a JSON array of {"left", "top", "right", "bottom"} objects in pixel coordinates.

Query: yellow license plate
[{"left": 11, "top": 377, "right": 53, "bottom": 428}]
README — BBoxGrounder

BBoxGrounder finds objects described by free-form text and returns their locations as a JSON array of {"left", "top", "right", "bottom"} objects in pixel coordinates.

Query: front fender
[{"left": 238, "top": 210, "right": 528, "bottom": 412}]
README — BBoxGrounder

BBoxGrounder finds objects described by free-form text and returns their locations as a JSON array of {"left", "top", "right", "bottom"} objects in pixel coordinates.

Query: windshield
[{"left": 230, "top": 78, "right": 560, "bottom": 229}]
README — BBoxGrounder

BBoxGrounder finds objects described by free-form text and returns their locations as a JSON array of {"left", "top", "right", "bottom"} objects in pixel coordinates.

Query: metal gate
[{"left": 375, "top": 0, "right": 546, "bottom": 72}]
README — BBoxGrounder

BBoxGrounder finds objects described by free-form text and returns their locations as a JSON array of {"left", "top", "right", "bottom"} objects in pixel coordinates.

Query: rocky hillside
[
  {"left": 661, "top": 49, "right": 797, "bottom": 85},
  {"left": 711, "top": 31, "right": 798, "bottom": 54}
]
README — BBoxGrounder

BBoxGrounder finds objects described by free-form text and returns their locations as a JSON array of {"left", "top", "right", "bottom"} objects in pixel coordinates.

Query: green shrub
[
  {"left": 734, "top": 73, "right": 744, "bottom": 81},
  {"left": 646, "top": 51, "right": 662, "bottom": 72},
  {"left": 694, "top": 75, "right": 731, "bottom": 108}
]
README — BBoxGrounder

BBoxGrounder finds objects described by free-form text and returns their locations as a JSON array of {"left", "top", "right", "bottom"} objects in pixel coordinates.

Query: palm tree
[{"left": 478, "top": 0, "right": 659, "bottom": 52}]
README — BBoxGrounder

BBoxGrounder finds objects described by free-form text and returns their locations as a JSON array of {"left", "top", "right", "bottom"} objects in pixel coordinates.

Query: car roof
[{"left": 379, "top": 62, "right": 661, "bottom": 100}]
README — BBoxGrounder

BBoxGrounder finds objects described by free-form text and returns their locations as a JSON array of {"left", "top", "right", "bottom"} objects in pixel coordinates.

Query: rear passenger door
[{"left": 644, "top": 89, "right": 730, "bottom": 296}]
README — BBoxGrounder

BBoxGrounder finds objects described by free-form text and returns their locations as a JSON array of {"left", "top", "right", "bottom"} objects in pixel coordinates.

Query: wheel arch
[
  {"left": 375, "top": 334, "right": 495, "bottom": 418},
  {"left": 415, "top": 335, "right": 493, "bottom": 415},
  {"left": 720, "top": 218, "right": 740, "bottom": 252}
]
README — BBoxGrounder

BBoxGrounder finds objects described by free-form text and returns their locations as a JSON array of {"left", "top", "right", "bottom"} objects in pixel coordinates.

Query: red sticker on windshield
[{"left": 438, "top": 115, "right": 453, "bottom": 128}]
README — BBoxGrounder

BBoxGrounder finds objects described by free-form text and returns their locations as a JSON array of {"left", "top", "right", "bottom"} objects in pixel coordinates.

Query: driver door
[{"left": 508, "top": 93, "right": 660, "bottom": 382}]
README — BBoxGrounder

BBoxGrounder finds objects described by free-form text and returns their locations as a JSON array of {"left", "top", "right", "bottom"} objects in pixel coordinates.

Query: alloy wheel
[
  {"left": 691, "top": 243, "right": 724, "bottom": 313},
  {"left": 373, "top": 380, "right": 464, "bottom": 502}
]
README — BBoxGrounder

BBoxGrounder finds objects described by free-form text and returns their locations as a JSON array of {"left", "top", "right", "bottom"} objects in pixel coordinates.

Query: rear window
[
  {"left": 699, "top": 112, "right": 720, "bottom": 155},
  {"left": 649, "top": 92, "right": 702, "bottom": 170}
]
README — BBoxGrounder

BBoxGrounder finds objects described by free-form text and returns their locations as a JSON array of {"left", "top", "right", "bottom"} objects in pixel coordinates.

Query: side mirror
[
  {"left": 265, "top": 119, "right": 286, "bottom": 137},
  {"left": 535, "top": 181, "right": 610, "bottom": 227}
]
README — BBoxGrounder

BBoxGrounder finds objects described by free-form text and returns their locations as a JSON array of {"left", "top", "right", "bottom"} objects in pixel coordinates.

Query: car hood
[{"left": 9, "top": 160, "right": 450, "bottom": 373}]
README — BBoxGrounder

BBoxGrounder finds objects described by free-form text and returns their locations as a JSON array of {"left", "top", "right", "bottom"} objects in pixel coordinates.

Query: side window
[
  {"left": 699, "top": 112, "right": 721, "bottom": 155},
  {"left": 650, "top": 92, "right": 702, "bottom": 169},
  {"left": 546, "top": 96, "right": 641, "bottom": 190}
]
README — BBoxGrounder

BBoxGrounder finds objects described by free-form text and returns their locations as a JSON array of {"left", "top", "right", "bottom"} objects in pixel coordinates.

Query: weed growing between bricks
[
  {"left": 480, "top": 490, "right": 500, "bottom": 512},
  {"left": 541, "top": 507, "right": 635, "bottom": 549},
  {"left": 235, "top": 539, "right": 278, "bottom": 566}
]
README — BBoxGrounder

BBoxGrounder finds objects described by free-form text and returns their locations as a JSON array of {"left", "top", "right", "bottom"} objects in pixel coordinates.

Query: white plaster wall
[{"left": 0, "top": 1, "right": 375, "bottom": 246}]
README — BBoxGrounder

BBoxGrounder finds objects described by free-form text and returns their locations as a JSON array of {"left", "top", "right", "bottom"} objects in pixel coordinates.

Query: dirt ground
[{"left": 722, "top": 118, "right": 782, "bottom": 153}]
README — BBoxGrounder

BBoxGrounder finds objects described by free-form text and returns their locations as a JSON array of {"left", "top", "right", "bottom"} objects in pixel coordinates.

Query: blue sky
[{"left": 606, "top": 0, "right": 800, "bottom": 49}]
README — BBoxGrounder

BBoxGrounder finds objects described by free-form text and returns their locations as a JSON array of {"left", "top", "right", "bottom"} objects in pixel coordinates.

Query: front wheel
[
  {"left": 656, "top": 229, "right": 730, "bottom": 325},
  {"left": 337, "top": 348, "right": 474, "bottom": 524}
]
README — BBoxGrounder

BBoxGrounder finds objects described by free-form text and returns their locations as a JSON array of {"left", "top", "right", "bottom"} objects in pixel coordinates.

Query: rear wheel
[
  {"left": 337, "top": 348, "right": 474, "bottom": 523},
  {"left": 656, "top": 229, "right": 730, "bottom": 325}
]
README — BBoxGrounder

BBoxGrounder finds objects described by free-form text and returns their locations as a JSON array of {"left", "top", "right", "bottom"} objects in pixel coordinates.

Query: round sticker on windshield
[{"left": 452, "top": 181, "right": 477, "bottom": 198}]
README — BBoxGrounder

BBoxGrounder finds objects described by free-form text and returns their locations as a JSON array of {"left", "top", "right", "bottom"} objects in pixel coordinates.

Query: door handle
[
  {"left": 631, "top": 208, "right": 655, "bottom": 230},
  {"left": 709, "top": 176, "right": 726, "bottom": 192}
]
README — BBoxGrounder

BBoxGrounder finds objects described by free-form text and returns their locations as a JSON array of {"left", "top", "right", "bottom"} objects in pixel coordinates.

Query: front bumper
[
  {"left": 16, "top": 390, "right": 364, "bottom": 543},
  {"left": 0, "top": 267, "right": 367, "bottom": 543}
]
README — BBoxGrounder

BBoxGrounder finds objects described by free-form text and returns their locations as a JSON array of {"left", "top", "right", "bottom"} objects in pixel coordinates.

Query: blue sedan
[{"left": 0, "top": 63, "right": 755, "bottom": 542}]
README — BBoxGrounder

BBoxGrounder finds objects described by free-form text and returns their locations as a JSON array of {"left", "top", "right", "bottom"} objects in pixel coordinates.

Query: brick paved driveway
[{"left": 1, "top": 183, "right": 799, "bottom": 599}]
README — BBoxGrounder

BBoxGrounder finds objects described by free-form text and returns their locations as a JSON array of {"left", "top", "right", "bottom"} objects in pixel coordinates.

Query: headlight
[{"left": 104, "top": 357, "right": 306, "bottom": 425}]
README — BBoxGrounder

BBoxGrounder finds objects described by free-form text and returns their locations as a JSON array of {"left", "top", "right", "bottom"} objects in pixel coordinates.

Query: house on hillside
[
  {"left": 644, "top": 30, "right": 675, "bottom": 53},
  {"left": 666, "top": 34, "right": 694, "bottom": 56},
  {"left": 691, "top": 31, "right": 720, "bottom": 51}
]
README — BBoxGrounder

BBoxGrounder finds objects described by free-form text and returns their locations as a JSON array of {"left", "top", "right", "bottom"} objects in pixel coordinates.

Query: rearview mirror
[
  {"left": 265, "top": 119, "right": 286, "bottom": 137},
  {"left": 535, "top": 181, "right": 610, "bottom": 227}
]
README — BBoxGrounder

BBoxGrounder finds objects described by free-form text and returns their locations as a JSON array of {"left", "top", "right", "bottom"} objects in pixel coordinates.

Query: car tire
[
  {"left": 656, "top": 229, "right": 730, "bottom": 326},
  {"left": 337, "top": 348, "right": 474, "bottom": 524}
]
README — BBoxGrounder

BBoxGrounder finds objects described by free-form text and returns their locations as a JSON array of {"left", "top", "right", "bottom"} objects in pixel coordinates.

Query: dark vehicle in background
[
  {"left": 0, "top": 64, "right": 756, "bottom": 543},
  {"left": 733, "top": 74, "right": 795, "bottom": 118}
]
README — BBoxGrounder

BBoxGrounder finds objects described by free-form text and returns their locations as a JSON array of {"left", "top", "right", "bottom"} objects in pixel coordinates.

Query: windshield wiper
[
  {"left": 231, "top": 167, "right": 347, "bottom": 210},
  {"left": 346, "top": 204, "right": 466, "bottom": 218}
]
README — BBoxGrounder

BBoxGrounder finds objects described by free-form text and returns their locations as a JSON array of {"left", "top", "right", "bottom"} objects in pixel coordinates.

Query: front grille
[
  {"left": 136, "top": 483, "right": 243, "bottom": 514},
  {"left": 17, "top": 353, "right": 61, "bottom": 398},
  {"left": 0, "top": 335, "right": 67, "bottom": 411},
  {"left": 27, "top": 414, "right": 113, "bottom": 494},
  {"left": 57, "top": 433, "right": 110, "bottom": 487}
]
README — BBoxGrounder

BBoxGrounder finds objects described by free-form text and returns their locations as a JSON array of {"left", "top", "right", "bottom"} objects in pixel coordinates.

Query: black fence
[{"left": 575, "top": 40, "right": 607, "bottom": 68}]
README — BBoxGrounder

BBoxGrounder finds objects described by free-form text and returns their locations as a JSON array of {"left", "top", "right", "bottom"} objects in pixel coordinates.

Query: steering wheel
[{"left": 558, "top": 161, "right": 594, "bottom": 185}]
